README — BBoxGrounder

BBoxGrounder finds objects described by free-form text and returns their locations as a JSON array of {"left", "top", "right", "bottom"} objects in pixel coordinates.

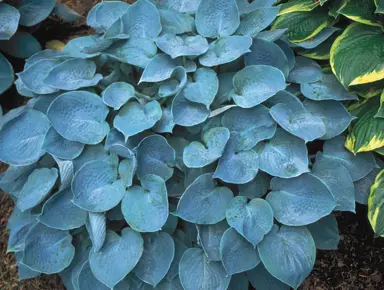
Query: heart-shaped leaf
[
  {"left": 140, "top": 53, "right": 181, "bottom": 83},
  {"left": 267, "top": 173, "right": 336, "bottom": 226},
  {"left": 257, "top": 225, "right": 316, "bottom": 290},
  {"left": 176, "top": 173, "right": 234, "bottom": 224},
  {"left": 183, "top": 127, "right": 230, "bottom": 168},
  {"left": 72, "top": 160, "right": 126, "bottom": 212},
  {"left": 226, "top": 196, "right": 274, "bottom": 247},
  {"left": 89, "top": 228, "right": 144, "bottom": 288},
  {"left": 156, "top": 34, "right": 209, "bottom": 59},
  {"left": 287, "top": 56, "right": 322, "bottom": 84},
  {"left": 179, "top": 248, "right": 231, "bottom": 290},
  {"left": 48, "top": 91, "right": 110, "bottom": 145},
  {"left": 135, "top": 135, "right": 175, "bottom": 181},
  {"left": 255, "top": 128, "right": 309, "bottom": 178},
  {"left": 230, "top": 65, "right": 286, "bottom": 108},
  {"left": 122, "top": 174, "right": 169, "bottom": 232},
  {"left": 114, "top": 100, "right": 162, "bottom": 140},
  {"left": 134, "top": 232, "right": 175, "bottom": 287},
  {"left": 102, "top": 82, "right": 135, "bottom": 110},
  {"left": 236, "top": 7, "right": 279, "bottom": 37}
]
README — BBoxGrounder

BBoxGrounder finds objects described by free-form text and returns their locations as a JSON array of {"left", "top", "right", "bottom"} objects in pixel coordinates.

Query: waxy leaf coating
[{"left": 0, "top": 3, "right": 20, "bottom": 40}]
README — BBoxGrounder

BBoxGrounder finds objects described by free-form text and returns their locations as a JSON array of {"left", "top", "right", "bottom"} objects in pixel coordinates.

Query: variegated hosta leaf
[
  {"left": 257, "top": 225, "right": 316, "bottom": 290},
  {"left": 338, "top": 0, "right": 380, "bottom": 27},
  {"left": 368, "top": 169, "right": 384, "bottom": 237},
  {"left": 267, "top": 173, "right": 336, "bottom": 226},
  {"left": 330, "top": 23, "right": 384, "bottom": 87}
]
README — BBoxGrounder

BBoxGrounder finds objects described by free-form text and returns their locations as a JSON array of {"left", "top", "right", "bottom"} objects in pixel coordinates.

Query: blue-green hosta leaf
[
  {"left": 158, "top": 67, "right": 187, "bottom": 98},
  {"left": 48, "top": 91, "right": 110, "bottom": 145},
  {"left": 104, "top": 38, "right": 157, "bottom": 68},
  {"left": 73, "top": 144, "right": 112, "bottom": 172},
  {"left": 77, "top": 261, "right": 109, "bottom": 290},
  {"left": 63, "top": 36, "right": 102, "bottom": 58},
  {"left": 199, "top": 36, "right": 252, "bottom": 67},
  {"left": 89, "top": 228, "right": 144, "bottom": 289},
  {"left": 43, "top": 58, "right": 102, "bottom": 90},
  {"left": 183, "top": 127, "right": 230, "bottom": 168},
  {"left": 114, "top": 100, "right": 161, "bottom": 140},
  {"left": 0, "top": 164, "right": 36, "bottom": 186},
  {"left": 222, "top": 105, "right": 277, "bottom": 150},
  {"left": 212, "top": 72, "right": 235, "bottom": 108},
  {"left": 247, "top": 264, "right": 290, "bottom": 290},
  {"left": 153, "top": 105, "right": 175, "bottom": 133},
  {"left": 236, "top": 0, "right": 277, "bottom": 13},
  {"left": 182, "top": 68, "right": 218, "bottom": 108},
  {"left": 287, "top": 56, "right": 322, "bottom": 84},
  {"left": 307, "top": 214, "right": 340, "bottom": 250},
  {"left": 312, "top": 153, "right": 355, "bottom": 212},
  {"left": 176, "top": 173, "right": 234, "bottom": 224},
  {"left": 33, "top": 94, "right": 61, "bottom": 115},
  {"left": 7, "top": 212, "right": 37, "bottom": 253},
  {"left": 213, "top": 133, "right": 259, "bottom": 184},
  {"left": 22, "top": 223, "right": 75, "bottom": 274},
  {"left": 0, "top": 31, "right": 41, "bottom": 58},
  {"left": 220, "top": 227, "right": 261, "bottom": 275},
  {"left": 43, "top": 127, "right": 85, "bottom": 160},
  {"left": 179, "top": 248, "right": 231, "bottom": 290},
  {"left": 18, "top": 59, "right": 60, "bottom": 94},
  {"left": 87, "top": 212, "right": 106, "bottom": 253},
  {"left": 0, "top": 52, "right": 14, "bottom": 94},
  {"left": 0, "top": 110, "right": 50, "bottom": 166},
  {"left": 303, "top": 100, "right": 355, "bottom": 140},
  {"left": 292, "top": 27, "right": 340, "bottom": 49},
  {"left": 158, "top": 8, "right": 194, "bottom": 35},
  {"left": 54, "top": 3, "right": 83, "bottom": 22},
  {"left": 355, "top": 167, "right": 380, "bottom": 205},
  {"left": 276, "top": 40, "right": 295, "bottom": 71},
  {"left": 264, "top": 90, "right": 304, "bottom": 113},
  {"left": 227, "top": 273, "right": 249, "bottom": 290},
  {"left": 255, "top": 129, "right": 309, "bottom": 178},
  {"left": 226, "top": 196, "right": 273, "bottom": 247},
  {"left": 122, "top": 174, "right": 168, "bottom": 232},
  {"left": 245, "top": 38, "right": 289, "bottom": 78},
  {"left": 267, "top": 173, "right": 336, "bottom": 226},
  {"left": 16, "top": 251, "right": 41, "bottom": 280},
  {"left": 38, "top": 187, "right": 87, "bottom": 230},
  {"left": 230, "top": 65, "right": 286, "bottom": 108},
  {"left": 135, "top": 135, "right": 175, "bottom": 181},
  {"left": 196, "top": 220, "right": 229, "bottom": 262},
  {"left": 15, "top": 79, "right": 34, "bottom": 97},
  {"left": 161, "top": 0, "right": 201, "bottom": 13},
  {"left": 301, "top": 73, "right": 358, "bottom": 101},
  {"left": 270, "top": 103, "right": 326, "bottom": 142},
  {"left": 118, "top": 158, "right": 136, "bottom": 187},
  {"left": 140, "top": 53, "right": 181, "bottom": 83},
  {"left": 54, "top": 156, "right": 74, "bottom": 191},
  {"left": 255, "top": 29, "right": 288, "bottom": 42},
  {"left": 86, "top": 1, "right": 130, "bottom": 33},
  {"left": 172, "top": 89, "right": 210, "bottom": 127},
  {"left": 134, "top": 232, "right": 175, "bottom": 287},
  {"left": 101, "top": 82, "right": 135, "bottom": 110},
  {"left": 257, "top": 225, "right": 316, "bottom": 290},
  {"left": 238, "top": 172, "right": 270, "bottom": 199},
  {"left": 236, "top": 7, "right": 279, "bottom": 37},
  {"left": 195, "top": 0, "right": 240, "bottom": 38},
  {"left": 0, "top": 3, "right": 20, "bottom": 40},
  {"left": 166, "top": 238, "right": 187, "bottom": 281},
  {"left": 24, "top": 49, "right": 63, "bottom": 69},
  {"left": 72, "top": 160, "right": 125, "bottom": 212},
  {"left": 156, "top": 34, "right": 208, "bottom": 59},
  {"left": 322, "top": 136, "right": 376, "bottom": 181},
  {"left": 17, "top": 0, "right": 55, "bottom": 26},
  {"left": 121, "top": 0, "right": 161, "bottom": 39}
]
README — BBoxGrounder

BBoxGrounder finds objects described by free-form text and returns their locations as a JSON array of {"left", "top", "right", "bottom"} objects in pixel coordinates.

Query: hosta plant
[
  {"left": 0, "top": 0, "right": 81, "bottom": 96},
  {"left": 0, "top": 0, "right": 381, "bottom": 289}
]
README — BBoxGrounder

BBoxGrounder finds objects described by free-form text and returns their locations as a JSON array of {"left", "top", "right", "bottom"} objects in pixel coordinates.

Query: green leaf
[
  {"left": 278, "top": 0, "right": 320, "bottom": 16},
  {"left": 368, "top": 169, "right": 384, "bottom": 237},
  {"left": 330, "top": 23, "right": 384, "bottom": 87},
  {"left": 375, "top": 0, "right": 384, "bottom": 13},
  {"left": 272, "top": 8, "right": 332, "bottom": 42},
  {"left": 338, "top": 0, "right": 381, "bottom": 27}
]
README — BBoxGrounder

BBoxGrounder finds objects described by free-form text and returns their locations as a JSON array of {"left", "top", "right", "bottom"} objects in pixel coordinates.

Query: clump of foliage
[
  {"left": 0, "top": 0, "right": 382, "bottom": 289},
  {"left": 274, "top": 0, "right": 384, "bottom": 239},
  {"left": 0, "top": 0, "right": 81, "bottom": 96}
]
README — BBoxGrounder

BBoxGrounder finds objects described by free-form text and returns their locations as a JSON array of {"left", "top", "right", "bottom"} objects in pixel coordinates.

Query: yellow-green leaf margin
[
  {"left": 338, "top": 0, "right": 383, "bottom": 27},
  {"left": 330, "top": 23, "right": 384, "bottom": 88},
  {"left": 368, "top": 169, "right": 384, "bottom": 237},
  {"left": 278, "top": 0, "right": 319, "bottom": 16}
]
